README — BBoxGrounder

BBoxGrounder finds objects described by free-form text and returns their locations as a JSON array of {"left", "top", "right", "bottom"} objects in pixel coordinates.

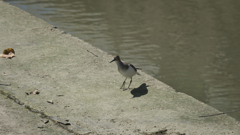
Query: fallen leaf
[
  {"left": 0, "top": 48, "right": 15, "bottom": 59},
  {"left": 3, "top": 48, "right": 15, "bottom": 54},
  {"left": 57, "top": 121, "right": 71, "bottom": 125},
  {"left": 47, "top": 100, "right": 54, "bottom": 104},
  {"left": 25, "top": 89, "right": 40, "bottom": 95},
  {"left": 44, "top": 120, "right": 49, "bottom": 124},
  {"left": 37, "top": 126, "right": 44, "bottom": 129},
  {"left": 0, "top": 83, "right": 11, "bottom": 86},
  {"left": 32, "top": 89, "right": 39, "bottom": 95}
]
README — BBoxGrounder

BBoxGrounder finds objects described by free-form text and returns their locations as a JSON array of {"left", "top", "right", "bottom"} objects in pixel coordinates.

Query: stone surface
[
  {"left": 0, "top": 1, "right": 239, "bottom": 134},
  {"left": 0, "top": 93, "right": 72, "bottom": 135}
]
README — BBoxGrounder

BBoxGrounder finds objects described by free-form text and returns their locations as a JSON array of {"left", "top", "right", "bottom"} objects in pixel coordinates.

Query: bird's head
[{"left": 110, "top": 55, "right": 120, "bottom": 63}]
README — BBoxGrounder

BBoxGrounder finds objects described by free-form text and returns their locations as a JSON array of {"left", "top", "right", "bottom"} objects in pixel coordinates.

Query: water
[{"left": 4, "top": 0, "right": 240, "bottom": 120}]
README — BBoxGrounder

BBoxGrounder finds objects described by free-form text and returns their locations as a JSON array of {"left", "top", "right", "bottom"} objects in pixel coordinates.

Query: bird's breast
[{"left": 119, "top": 65, "right": 137, "bottom": 78}]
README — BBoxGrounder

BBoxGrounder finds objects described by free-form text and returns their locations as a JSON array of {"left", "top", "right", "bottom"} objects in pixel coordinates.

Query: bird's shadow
[{"left": 130, "top": 83, "right": 149, "bottom": 98}]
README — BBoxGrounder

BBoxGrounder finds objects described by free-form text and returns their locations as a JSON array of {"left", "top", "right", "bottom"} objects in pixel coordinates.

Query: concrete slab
[
  {"left": 0, "top": 1, "right": 239, "bottom": 134},
  {"left": 0, "top": 93, "right": 72, "bottom": 135}
]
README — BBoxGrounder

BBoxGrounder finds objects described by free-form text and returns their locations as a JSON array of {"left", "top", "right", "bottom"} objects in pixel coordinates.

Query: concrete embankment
[{"left": 0, "top": 1, "right": 239, "bottom": 135}]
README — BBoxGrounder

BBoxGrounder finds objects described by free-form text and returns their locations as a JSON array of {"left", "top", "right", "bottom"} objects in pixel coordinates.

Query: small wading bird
[{"left": 110, "top": 55, "right": 141, "bottom": 90}]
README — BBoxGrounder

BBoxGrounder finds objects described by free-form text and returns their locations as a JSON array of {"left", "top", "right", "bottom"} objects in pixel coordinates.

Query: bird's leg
[
  {"left": 120, "top": 78, "right": 127, "bottom": 89},
  {"left": 127, "top": 78, "right": 132, "bottom": 89}
]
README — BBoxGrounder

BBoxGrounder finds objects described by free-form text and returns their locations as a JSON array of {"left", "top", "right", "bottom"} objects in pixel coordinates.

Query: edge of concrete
[{"left": 0, "top": 1, "right": 239, "bottom": 135}]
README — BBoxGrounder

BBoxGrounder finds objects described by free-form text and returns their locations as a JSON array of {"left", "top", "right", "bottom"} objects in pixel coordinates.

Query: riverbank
[{"left": 0, "top": 1, "right": 239, "bottom": 134}]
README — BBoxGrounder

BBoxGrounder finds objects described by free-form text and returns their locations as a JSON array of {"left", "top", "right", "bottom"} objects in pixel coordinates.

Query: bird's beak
[{"left": 110, "top": 59, "right": 115, "bottom": 63}]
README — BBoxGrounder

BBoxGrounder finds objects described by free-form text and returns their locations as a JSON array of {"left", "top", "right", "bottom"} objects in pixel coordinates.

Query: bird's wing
[{"left": 128, "top": 64, "right": 141, "bottom": 75}]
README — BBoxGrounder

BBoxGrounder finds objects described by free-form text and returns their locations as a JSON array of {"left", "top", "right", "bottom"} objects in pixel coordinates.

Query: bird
[{"left": 110, "top": 55, "right": 140, "bottom": 90}]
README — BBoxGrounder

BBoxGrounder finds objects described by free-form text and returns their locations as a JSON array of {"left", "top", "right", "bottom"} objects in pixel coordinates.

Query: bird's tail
[{"left": 136, "top": 68, "right": 141, "bottom": 75}]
